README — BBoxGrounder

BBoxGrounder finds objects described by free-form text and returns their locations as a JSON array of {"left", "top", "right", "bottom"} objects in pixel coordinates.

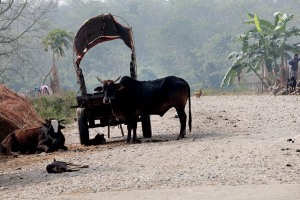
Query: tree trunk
[
  {"left": 261, "top": 64, "right": 265, "bottom": 93},
  {"left": 42, "top": 68, "right": 53, "bottom": 85},
  {"left": 280, "top": 65, "right": 285, "bottom": 85},
  {"left": 250, "top": 66, "right": 269, "bottom": 89},
  {"left": 279, "top": 54, "right": 288, "bottom": 85},
  {"left": 50, "top": 56, "right": 61, "bottom": 93}
]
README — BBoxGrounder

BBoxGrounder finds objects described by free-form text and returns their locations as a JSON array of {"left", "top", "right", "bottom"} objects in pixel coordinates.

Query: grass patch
[{"left": 30, "top": 91, "right": 77, "bottom": 124}]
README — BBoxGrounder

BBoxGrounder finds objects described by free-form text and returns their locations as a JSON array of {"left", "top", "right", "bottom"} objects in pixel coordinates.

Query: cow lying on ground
[
  {"left": 286, "top": 76, "right": 297, "bottom": 94},
  {"left": 1, "top": 119, "right": 67, "bottom": 155},
  {"left": 95, "top": 76, "right": 192, "bottom": 143}
]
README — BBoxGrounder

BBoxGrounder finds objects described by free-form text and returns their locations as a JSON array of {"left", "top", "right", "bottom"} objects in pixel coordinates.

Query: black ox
[{"left": 95, "top": 76, "right": 192, "bottom": 143}]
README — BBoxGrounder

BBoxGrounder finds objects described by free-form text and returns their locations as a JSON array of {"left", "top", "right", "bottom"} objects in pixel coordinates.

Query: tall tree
[{"left": 42, "top": 28, "right": 73, "bottom": 93}]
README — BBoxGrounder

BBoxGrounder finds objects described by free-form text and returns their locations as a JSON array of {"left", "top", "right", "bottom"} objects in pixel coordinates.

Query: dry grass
[{"left": 0, "top": 84, "right": 42, "bottom": 141}]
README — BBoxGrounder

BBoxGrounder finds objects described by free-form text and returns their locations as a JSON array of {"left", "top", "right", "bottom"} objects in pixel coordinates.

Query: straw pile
[{"left": 0, "top": 84, "right": 42, "bottom": 141}]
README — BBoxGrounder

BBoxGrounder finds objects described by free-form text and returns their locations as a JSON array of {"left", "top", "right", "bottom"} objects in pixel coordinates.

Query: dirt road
[{"left": 0, "top": 95, "right": 300, "bottom": 199}]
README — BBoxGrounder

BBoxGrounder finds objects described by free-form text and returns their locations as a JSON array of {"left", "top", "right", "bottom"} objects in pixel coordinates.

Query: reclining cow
[
  {"left": 95, "top": 75, "right": 192, "bottom": 143},
  {"left": 1, "top": 119, "right": 67, "bottom": 155}
]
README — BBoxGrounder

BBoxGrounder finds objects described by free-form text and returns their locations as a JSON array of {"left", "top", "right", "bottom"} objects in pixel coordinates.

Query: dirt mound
[{"left": 0, "top": 84, "right": 42, "bottom": 141}]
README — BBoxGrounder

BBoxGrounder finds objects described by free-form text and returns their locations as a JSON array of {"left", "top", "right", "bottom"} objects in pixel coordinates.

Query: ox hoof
[
  {"left": 57, "top": 149, "right": 67, "bottom": 152},
  {"left": 11, "top": 152, "right": 20, "bottom": 157},
  {"left": 176, "top": 134, "right": 185, "bottom": 140},
  {"left": 131, "top": 139, "right": 142, "bottom": 144}
]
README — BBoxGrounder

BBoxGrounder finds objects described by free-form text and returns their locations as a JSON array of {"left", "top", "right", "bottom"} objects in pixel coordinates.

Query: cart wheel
[
  {"left": 141, "top": 115, "right": 152, "bottom": 138},
  {"left": 77, "top": 108, "right": 89, "bottom": 145}
]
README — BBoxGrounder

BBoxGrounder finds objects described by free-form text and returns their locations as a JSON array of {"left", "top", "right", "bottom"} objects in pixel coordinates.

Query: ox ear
[
  {"left": 42, "top": 122, "right": 50, "bottom": 128},
  {"left": 94, "top": 86, "right": 103, "bottom": 92},
  {"left": 115, "top": 83, "right": 124, "bottom": 91},
  {"left": 44, "top": 119, "right": 51, "bottom": 125},
  {"left": 59, "top": 125, "right": 65, "bottom": 130}
]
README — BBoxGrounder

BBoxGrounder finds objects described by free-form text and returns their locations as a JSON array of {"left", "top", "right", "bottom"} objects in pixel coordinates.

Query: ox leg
[
  {"left": 37, "top": 139, "right": 51, "bottom": 153},
  {"left": 119, "top": 124, "right": 124, "bottom": 136},
  {"left": 176, "top": 108, "right": 187, "bottom": 140},
  {"left": 132, "top": 120, "right": 141, "bottom": 143},
  {"left": 127, "top": 125, "right": 132, "bottom": 143},
  {"left": 36, "top": 144, "right": 50, "bottom": 153},
  {"left": 127, "top": 119, "right": 141, "bottom": 143}
]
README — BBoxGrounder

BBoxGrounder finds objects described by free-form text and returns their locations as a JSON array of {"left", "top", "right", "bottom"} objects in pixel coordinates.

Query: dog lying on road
[{"left": 46, "top": 159, "right": 89, "bottom": 173}]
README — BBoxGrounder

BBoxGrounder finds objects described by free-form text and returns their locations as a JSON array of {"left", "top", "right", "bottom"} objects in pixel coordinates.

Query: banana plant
[{"left": 222, "top": 12, "right": 300, "bottom": 88}]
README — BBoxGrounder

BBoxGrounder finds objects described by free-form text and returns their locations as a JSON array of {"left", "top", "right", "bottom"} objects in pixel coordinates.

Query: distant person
[{"left": 288, "top": 53, "right": 300, "bottom": 80}]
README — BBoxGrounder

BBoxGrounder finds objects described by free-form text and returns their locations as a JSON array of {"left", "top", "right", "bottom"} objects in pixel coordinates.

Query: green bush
[{"left": 30, "top": 91, "right": 77, "bottom": 124}]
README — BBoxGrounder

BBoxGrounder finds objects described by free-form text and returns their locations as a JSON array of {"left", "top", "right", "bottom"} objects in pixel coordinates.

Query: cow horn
[
  {"left": 97, "top": 77, "right": 104, "bottom": 84},
  {"left": 113, "top": 76, "right": 121, "bottom": 83},
  {"left": 59, "top": 119, "right": 65, "bottom": 124}
]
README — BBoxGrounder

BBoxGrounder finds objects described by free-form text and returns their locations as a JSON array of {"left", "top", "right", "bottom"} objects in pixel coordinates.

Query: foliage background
[
  {"left": 30, "top": 91, "right": 77, "bottom": 123},
  {"left": 2, "top": 0, "right": 300, "bottom": 93}
]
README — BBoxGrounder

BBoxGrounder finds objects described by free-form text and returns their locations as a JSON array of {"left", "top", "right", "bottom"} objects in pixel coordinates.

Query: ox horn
[
  {"left": 97, "top": 77, "right": 104, "bottom": 84},
  {"left": 113, "top": 76, "right": 121, "bottom": 83},
  {"left": 97, "top": 76, "right": 121, "bottom": 83}
]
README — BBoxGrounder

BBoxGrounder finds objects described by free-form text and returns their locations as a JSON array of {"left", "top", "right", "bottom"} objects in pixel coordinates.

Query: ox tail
[{"left": 188, "top": 83, "right": 192, "bottom": 133}]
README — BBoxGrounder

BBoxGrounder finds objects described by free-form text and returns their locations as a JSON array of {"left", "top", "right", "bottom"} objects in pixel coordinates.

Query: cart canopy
[{"left": 74, "top": 13, "right": 134, "bottom": 63}]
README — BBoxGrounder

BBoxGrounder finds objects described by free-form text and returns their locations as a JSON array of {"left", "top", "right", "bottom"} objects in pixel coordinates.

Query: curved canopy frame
[
  {"left": 74, "top": 13, "right": 134, "bottom": 64},
  {"left": 73, "top": 13, "right": 137, "bottom": 96}
]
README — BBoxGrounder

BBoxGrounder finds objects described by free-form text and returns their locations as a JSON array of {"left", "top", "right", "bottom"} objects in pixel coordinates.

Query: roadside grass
[
  {"left": 30, "top": 91, "right": 77, "bottom": 124},
  {"left": 191, "top": 83, "right": 263, "bottom": 96},
  {"left": 201, "top": 88, "right": 261, "bottom": 96}
]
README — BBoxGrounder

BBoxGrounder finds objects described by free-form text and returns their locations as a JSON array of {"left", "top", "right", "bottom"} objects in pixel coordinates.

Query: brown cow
[{"left": 1, "top": 119, "right": 67, "bottom": 155}]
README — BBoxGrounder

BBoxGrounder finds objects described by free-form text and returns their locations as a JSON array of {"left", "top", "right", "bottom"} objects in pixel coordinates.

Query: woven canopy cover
[{"left": 74, "top": 13, "right": 134, "bottom": 63}]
